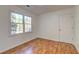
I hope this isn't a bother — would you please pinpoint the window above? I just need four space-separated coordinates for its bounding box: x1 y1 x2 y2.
24 16 32 32
11 12 32 35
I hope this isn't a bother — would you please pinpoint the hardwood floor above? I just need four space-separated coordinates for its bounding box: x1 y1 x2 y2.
2 38 78 54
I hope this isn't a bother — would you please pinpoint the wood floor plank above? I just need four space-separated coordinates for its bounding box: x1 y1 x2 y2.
1 38 78 54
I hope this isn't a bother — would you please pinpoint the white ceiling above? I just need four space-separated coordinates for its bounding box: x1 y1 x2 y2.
17 5 74 15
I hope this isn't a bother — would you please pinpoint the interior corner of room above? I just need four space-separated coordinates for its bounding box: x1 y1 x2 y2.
0 5 79 54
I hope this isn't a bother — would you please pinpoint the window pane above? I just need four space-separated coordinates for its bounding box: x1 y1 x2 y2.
28 17 31 24
11 12 23 35
16 14 23 23
11 12 23 23
24 16 31 24
25 24 28 32
24 16 32 32
25 24 32 32
28 24 31 32
16 24 23 34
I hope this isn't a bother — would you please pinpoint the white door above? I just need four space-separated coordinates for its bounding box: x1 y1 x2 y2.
59 15 73 43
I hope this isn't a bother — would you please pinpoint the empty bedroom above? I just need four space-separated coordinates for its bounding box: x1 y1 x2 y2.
0 5 79 54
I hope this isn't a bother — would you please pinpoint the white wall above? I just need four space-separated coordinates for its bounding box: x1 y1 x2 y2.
36 8 75 43
74 6 79 52
0 6 37 52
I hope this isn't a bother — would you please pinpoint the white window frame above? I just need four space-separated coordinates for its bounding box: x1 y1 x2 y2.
11 12 32 35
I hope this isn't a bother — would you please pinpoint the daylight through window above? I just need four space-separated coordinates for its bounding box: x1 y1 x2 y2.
11 12 32 35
